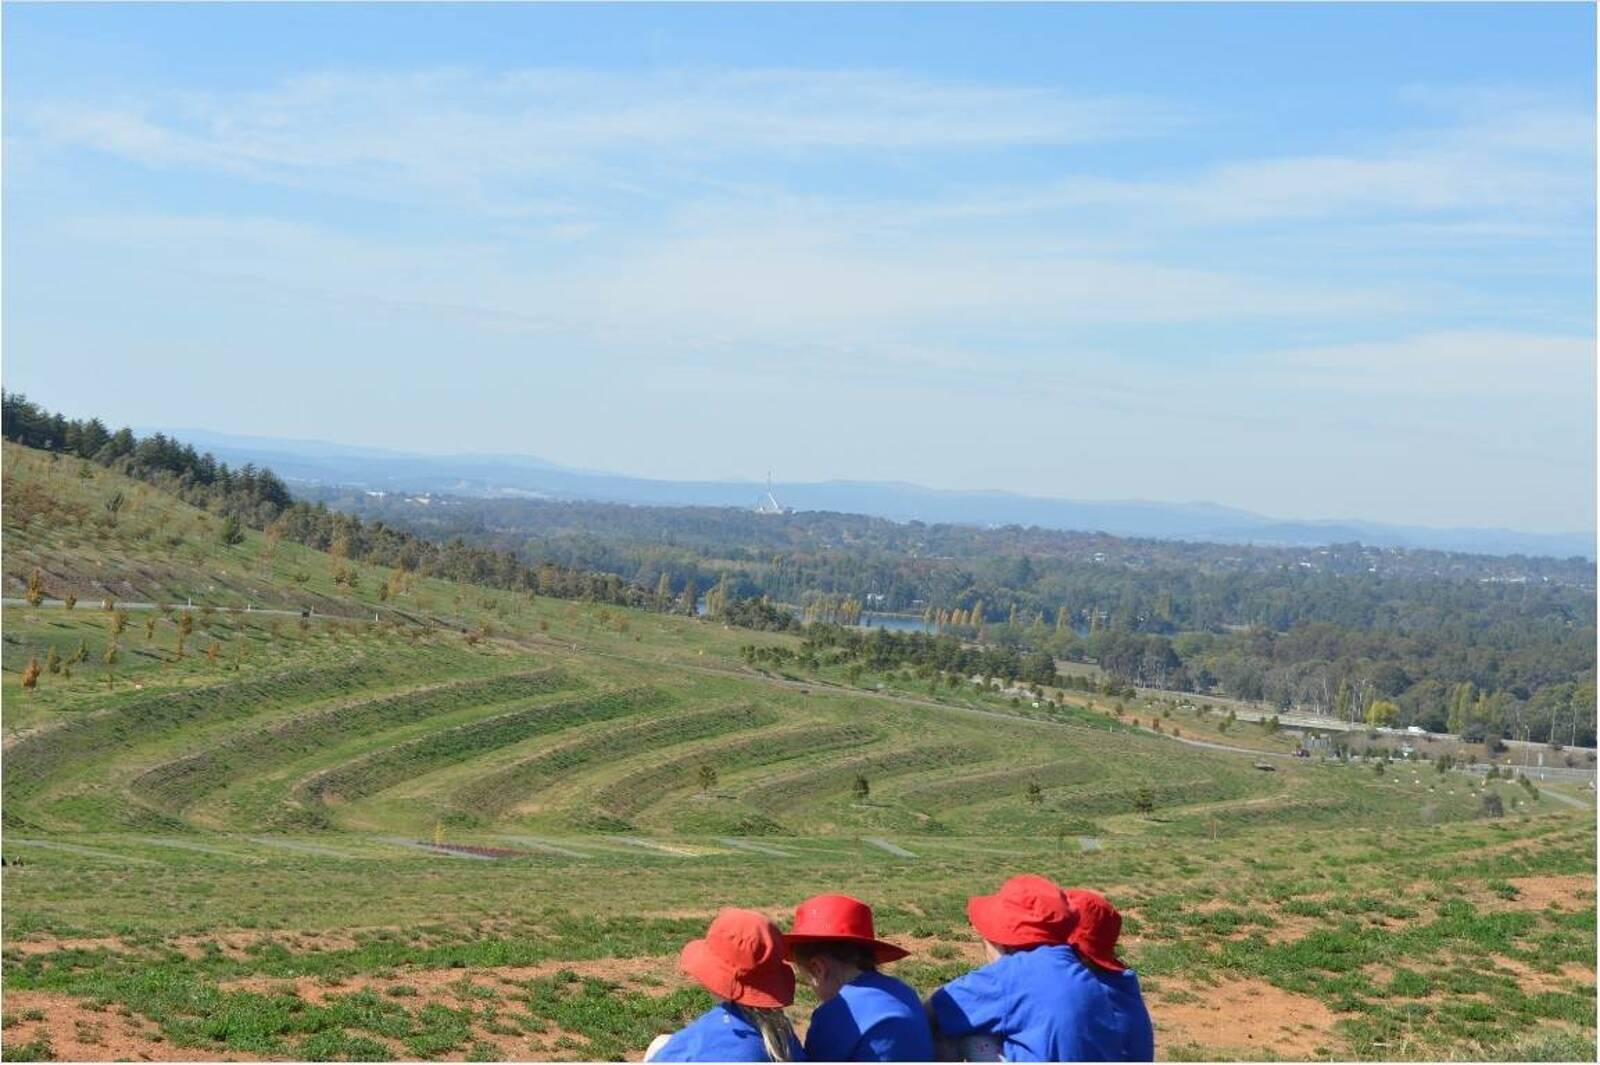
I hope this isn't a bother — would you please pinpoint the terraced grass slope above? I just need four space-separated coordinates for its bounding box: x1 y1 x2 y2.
3 442 1594 1061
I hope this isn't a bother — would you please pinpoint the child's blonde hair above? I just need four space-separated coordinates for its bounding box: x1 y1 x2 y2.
730 1003 798 1062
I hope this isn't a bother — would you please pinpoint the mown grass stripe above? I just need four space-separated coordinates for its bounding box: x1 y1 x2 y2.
4 660 402 796
132 667 573 812
740 741 994 812
895 758 1104 811
592 723 881 820
299 687 673 805
449 702 776 820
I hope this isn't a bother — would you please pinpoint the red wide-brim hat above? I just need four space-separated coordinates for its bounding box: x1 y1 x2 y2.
967 874 1076 948
679 909 796 1009
783 893 911 965
1065 889 1127 972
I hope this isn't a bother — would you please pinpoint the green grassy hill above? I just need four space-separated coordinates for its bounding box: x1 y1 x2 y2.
3 441 1593 1062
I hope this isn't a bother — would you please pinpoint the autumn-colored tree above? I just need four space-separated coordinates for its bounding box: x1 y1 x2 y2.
1365 700 1399 728
206 640 222 662
63 594 77 611
25 568 44 608
144 615 157 640
45 646 61 675
110 610 128 636
103 642 118 689
21 656 41 692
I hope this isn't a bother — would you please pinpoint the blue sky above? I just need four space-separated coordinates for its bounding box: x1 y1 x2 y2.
4 2 1594 533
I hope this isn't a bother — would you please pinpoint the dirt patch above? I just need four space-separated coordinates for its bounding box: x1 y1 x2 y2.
6 927 377 959
218 954 682 1005
1150 977 1341 1059
1504 874 1595 911
1493 956 1598 994
0 990 262 1062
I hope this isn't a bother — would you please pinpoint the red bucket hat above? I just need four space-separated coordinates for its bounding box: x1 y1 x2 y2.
783 894 911 965
967 875 1076 948
1065 889 1127 972
679 908 796 1008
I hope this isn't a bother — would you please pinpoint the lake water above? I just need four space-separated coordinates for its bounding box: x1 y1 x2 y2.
857 612 936 634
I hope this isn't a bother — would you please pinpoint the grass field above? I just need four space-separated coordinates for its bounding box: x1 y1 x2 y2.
3 444 1595 1061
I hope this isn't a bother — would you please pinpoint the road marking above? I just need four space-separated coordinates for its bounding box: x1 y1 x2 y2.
863 837 916 858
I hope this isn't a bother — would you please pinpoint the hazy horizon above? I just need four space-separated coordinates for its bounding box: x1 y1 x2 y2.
4 3 1595 534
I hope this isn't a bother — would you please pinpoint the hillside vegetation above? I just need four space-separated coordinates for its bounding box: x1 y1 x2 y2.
2 439 1594 1062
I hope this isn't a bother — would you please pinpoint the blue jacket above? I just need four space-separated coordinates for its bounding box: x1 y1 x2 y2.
652 1002 807 1062
804 970 935 1061
929 945 1154 1062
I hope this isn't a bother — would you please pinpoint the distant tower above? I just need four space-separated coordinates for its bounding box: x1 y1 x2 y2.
754 471 789 515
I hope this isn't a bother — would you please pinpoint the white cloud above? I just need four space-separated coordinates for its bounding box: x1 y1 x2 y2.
1259 329 1596 401
14 67 1173 212
914 91 1591 229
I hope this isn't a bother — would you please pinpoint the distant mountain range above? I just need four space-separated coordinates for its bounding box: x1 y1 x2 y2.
153 427 1596 560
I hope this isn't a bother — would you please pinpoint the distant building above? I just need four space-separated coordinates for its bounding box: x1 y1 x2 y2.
753 472 789 515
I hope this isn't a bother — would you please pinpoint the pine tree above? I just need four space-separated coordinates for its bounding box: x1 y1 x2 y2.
45 646 61 674
25 567 44 608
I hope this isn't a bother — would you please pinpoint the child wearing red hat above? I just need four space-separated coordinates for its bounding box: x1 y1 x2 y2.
785 894 934 1062
926 876 1154 1062
646 909 806 1062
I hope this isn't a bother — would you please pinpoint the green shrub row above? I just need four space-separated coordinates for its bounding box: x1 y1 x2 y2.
132 667 574 810
895 757 1107 811
594 723 881 819
451 702 777 819
299 687 673 805
741 741 994 812
4 659 405 795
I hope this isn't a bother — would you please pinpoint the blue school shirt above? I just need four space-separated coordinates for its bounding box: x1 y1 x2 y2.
804 970 935 1062
929 945 1154 1062
653 1002 807 1062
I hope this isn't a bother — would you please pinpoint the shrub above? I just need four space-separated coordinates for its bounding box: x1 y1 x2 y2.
1481 792 1504 818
